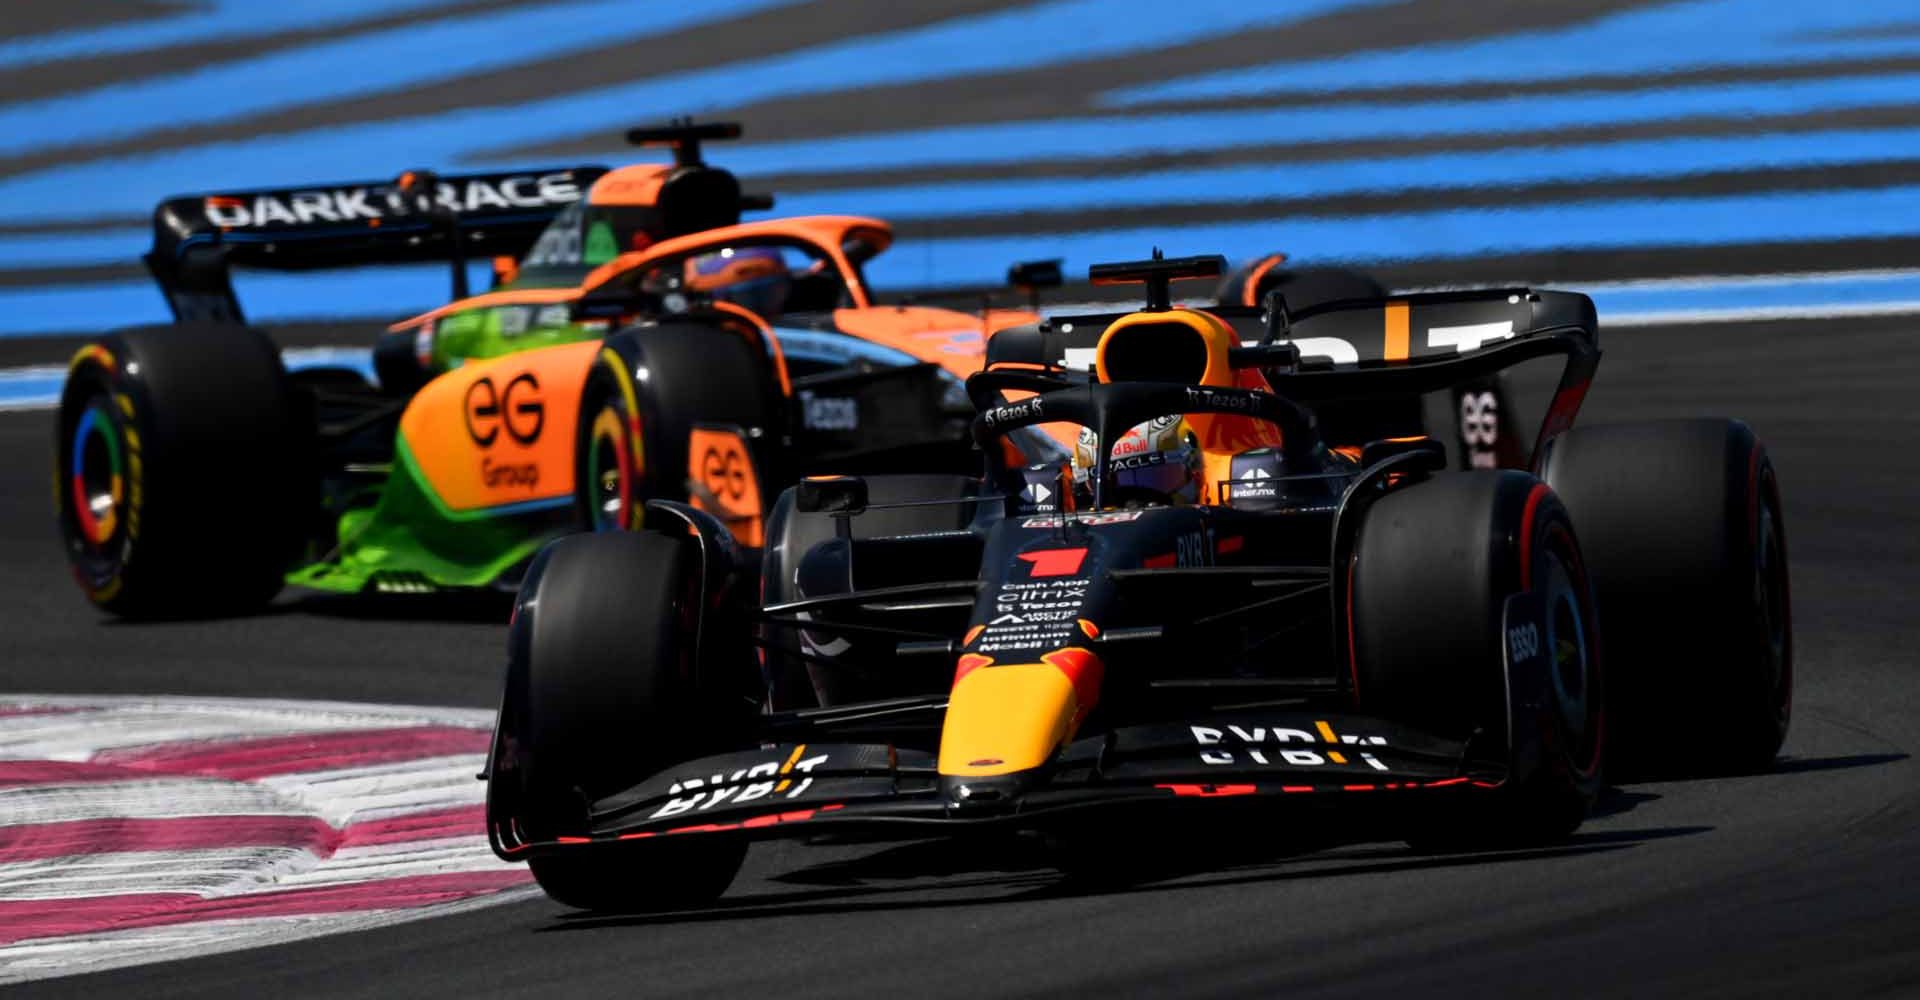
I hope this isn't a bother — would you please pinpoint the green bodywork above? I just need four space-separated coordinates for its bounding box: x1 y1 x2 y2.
289 299 597 595
289 434 579 595
428 301 598 368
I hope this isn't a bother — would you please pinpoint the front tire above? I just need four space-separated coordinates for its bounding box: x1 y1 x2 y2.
506 532 752 911
1350 471 1604 845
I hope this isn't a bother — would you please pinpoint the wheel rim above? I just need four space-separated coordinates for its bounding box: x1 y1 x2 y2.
586 405 635 532
68 397 125 552
1541 546 1602 775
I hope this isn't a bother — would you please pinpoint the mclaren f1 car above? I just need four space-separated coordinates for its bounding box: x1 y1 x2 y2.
486 253 1791 910
54 122 1062 617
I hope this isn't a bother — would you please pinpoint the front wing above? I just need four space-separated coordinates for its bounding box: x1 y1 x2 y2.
491 712 1502 858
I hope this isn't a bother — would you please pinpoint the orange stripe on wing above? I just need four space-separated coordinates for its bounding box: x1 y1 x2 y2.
1384 301 1410 362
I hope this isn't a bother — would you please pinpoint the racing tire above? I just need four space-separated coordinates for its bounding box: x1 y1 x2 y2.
1217 260 1386 312
1350 471 1604 846
1538 419 1790 776
511 532 752 911
1260 266 1387 312
55 324 311 618
760 474 982 708
576 322 782 533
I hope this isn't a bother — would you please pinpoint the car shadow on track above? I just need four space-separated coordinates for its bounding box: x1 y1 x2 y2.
1590 786 1660 819
536 824 1713 932
1767 752 1909 774
1614 752 1909 783
288 591 515 624
91 591 516 626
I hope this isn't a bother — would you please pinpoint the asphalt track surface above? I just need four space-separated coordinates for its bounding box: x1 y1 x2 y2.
6 311 1919 997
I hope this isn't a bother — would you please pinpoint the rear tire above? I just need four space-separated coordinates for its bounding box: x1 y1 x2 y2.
1539 419 1790 775
55 325 311 618
509 532 751 911
1216 260 1386 312
1351 471 1604 846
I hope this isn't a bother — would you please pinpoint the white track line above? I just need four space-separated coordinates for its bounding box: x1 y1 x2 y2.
0 778 302 823
0 695 528 985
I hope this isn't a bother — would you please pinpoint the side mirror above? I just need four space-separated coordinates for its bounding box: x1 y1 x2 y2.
570 280 667 323
1261 288 1293 344
1227 342 1300 372
1007 258 1064 312
1007 258 1063 291
1359 436 1447 471
795 475 869 515
491 255 519 289
842 235 884 266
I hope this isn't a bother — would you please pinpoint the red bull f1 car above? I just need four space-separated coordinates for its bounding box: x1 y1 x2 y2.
485 253 1792 910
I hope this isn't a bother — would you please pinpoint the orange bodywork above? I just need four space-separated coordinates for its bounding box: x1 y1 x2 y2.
708 300 793 397
389 217 1016 334
581 215 893 306
398 340 598 512
388 216 894 333
389 214 1027 387
686 425 765 547
833 306 1008 380
588 163 670 206
1239 252 1286 306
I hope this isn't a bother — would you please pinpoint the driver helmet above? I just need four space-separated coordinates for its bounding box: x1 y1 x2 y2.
685 245 791 317
1072 414 1201 506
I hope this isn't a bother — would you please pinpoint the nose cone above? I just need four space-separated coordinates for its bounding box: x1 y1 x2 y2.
937 649 1103 811
938 663 1079 779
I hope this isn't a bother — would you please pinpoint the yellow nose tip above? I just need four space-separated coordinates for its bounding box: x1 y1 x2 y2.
937 663 1079 777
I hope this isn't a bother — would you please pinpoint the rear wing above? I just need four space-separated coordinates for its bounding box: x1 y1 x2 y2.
991 286 1594 372
1261 289 1600 466
145 166 608 324
985 285 1600 468
1257 287 1597 387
